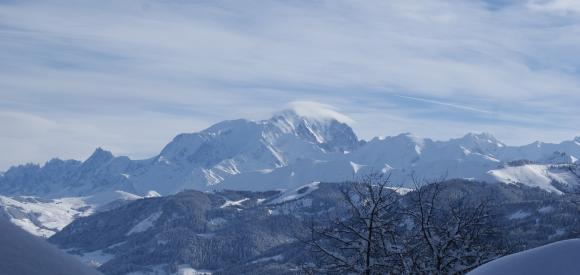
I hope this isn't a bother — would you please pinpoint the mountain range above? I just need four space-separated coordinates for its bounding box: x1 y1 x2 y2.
1 108 579 196
0 107 579 237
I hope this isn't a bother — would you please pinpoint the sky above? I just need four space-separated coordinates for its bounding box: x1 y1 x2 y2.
1 0 580 170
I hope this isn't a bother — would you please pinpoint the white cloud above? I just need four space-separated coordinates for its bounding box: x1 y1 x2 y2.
288 101 355 124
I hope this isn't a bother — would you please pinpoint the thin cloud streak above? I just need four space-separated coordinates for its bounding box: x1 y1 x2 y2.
393 95 494 114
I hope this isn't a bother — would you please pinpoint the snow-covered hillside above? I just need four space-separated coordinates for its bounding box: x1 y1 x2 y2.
48 181 580 275
0 190 143 237
488 164 578 194
469 239 580 275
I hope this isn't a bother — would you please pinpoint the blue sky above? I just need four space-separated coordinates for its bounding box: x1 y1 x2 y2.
1 0 580 170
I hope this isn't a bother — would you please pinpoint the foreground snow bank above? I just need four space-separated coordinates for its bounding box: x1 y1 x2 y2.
469 239 580 275
0 219 101 275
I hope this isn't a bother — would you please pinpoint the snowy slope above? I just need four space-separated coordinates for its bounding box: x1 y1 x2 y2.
0 190 143 237
268 181 321 204
50 181 576 275
488 164 579 194
469 239 580 275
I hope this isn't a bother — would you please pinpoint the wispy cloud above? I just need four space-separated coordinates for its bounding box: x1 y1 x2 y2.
527 0 580 13
288 101 355 124
0 0 579 169
393 95 493 114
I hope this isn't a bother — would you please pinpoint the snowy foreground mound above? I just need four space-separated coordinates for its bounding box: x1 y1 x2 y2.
469 239 580 275
0 219 101 275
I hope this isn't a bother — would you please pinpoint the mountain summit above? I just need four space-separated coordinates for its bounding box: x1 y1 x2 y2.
269 109 361 153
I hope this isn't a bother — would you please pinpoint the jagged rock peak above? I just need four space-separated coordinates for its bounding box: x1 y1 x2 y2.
84 147 114 165
269 106 360 153
462 132 501 142
457 132 505 147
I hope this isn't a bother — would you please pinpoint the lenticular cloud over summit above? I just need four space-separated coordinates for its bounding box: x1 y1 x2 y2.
287 101 355 124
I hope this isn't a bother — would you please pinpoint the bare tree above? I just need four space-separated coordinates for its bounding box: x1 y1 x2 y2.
305 173 403 275
402 179 504 274
306 176 504 274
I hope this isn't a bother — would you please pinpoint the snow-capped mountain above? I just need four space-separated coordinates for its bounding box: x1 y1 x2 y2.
0 108 578 199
